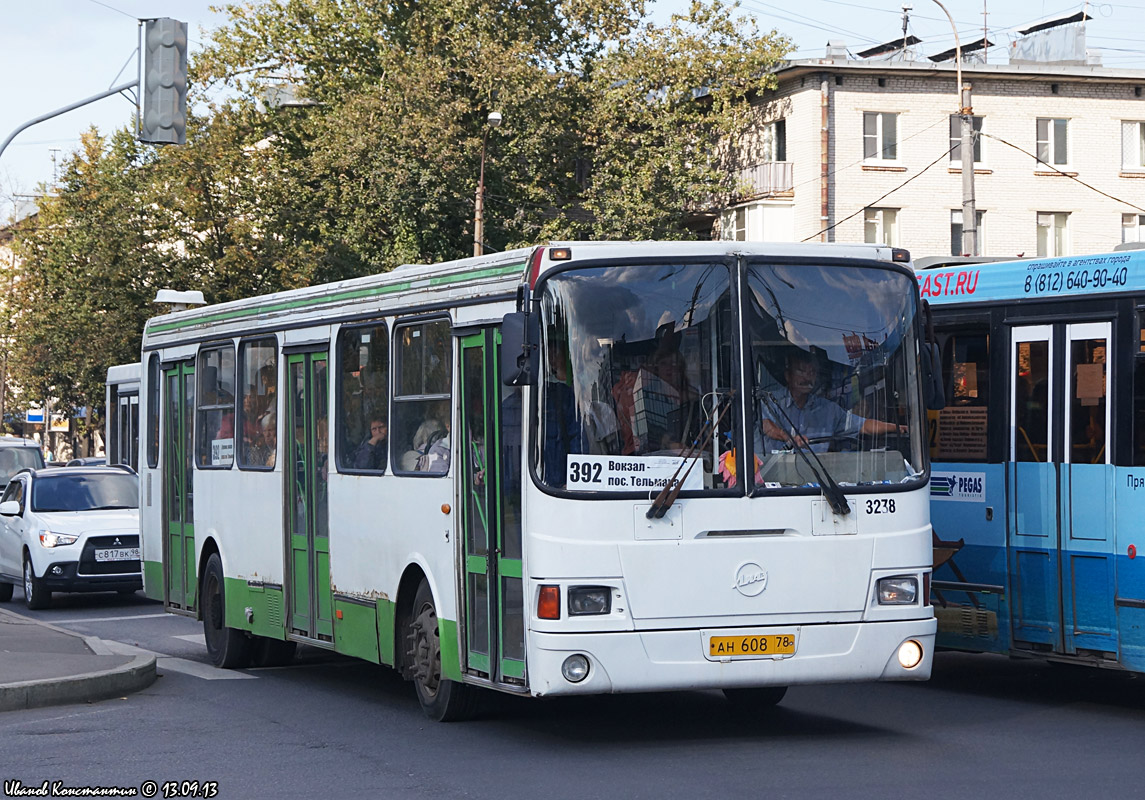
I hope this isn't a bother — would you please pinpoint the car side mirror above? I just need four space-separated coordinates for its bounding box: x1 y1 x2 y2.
501 311 539 386
0 500 21 516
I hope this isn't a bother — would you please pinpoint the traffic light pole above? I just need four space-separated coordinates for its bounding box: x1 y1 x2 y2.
0 80 138 165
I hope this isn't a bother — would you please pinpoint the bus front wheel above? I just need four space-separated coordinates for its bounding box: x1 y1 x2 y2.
201 552 253 669
407 579 477 722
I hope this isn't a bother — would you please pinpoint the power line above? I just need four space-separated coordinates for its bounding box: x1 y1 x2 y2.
981 132 1145 214
801 143 957 242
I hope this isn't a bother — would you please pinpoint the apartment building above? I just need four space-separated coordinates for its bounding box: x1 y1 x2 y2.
720 41 1145 258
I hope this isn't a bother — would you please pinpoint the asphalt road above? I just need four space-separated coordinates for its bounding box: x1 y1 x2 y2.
2 590 1143 800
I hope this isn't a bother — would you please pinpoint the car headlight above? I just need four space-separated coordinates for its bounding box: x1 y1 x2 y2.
568 586 612 616
877 576 919 605
39 531 79 548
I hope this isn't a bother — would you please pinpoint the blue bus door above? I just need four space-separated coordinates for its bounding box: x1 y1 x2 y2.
1009 326 1059 649
1060 322 1116 656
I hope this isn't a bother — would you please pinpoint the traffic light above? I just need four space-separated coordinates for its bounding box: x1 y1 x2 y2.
140 18 188 145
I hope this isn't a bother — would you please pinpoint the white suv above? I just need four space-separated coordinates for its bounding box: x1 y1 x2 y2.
0 466 141 609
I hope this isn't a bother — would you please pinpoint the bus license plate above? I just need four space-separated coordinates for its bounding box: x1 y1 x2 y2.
709 633 797 658
95 547 140 562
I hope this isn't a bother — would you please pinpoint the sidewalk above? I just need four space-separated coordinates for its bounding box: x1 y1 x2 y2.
0 606 157 712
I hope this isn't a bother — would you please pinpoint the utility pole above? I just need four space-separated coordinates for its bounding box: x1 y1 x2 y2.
933 0 977 256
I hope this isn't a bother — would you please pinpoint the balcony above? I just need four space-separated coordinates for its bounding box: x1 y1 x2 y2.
736 161 794 199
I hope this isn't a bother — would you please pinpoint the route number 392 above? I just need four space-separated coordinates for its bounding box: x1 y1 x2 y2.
568 460 603 484
865 498 896 514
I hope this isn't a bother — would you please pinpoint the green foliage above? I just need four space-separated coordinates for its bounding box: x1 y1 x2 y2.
7 0 788 415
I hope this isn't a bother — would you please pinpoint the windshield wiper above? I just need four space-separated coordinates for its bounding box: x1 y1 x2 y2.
756 390 851 516
646 391 733 519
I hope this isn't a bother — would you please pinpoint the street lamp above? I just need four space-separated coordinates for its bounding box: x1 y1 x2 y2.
474 110 502 257
932 0 977 256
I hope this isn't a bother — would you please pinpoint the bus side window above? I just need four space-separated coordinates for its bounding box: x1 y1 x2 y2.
392 319 452 475
336 323 389 474
196 346 236 469
934 326 989 462
238 338 278 470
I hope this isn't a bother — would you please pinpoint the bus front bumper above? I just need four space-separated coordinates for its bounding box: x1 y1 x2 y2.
527 618 937 697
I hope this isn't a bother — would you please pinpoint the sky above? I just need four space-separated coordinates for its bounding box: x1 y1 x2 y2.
3 0 1145 221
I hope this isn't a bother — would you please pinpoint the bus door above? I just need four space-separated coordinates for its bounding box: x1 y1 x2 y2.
458 330 525 683
163 360 196 611
1008 326 1059 649
1060 322 1116 655
285 351 333 642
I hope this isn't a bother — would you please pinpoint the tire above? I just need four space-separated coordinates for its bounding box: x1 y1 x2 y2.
406 579 478 722
201 552 253 668
723 686 788 712
23 555 51 610
250 637 297 668
0 581 12 602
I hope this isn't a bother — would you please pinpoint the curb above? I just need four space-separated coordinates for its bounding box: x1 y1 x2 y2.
0 609 158 712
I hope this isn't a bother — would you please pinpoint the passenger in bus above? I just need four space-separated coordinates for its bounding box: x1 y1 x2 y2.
757 350 907 454
417 411 451 474
352 418 388 470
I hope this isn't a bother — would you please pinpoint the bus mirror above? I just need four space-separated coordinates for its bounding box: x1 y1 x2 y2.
501 312 539 386
922 341 945 411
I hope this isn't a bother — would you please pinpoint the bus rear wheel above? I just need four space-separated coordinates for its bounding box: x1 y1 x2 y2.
407 579 477 722
201 552 253 669
723 686 788 711
251 637 297 668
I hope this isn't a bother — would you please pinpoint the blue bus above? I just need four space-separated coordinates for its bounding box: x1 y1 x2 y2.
921 247 1145 670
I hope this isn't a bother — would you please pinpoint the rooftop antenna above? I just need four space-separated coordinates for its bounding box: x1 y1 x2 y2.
902 4 913 60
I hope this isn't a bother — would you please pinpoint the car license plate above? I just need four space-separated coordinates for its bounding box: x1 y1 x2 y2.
709 633 797 658
95 547 140 562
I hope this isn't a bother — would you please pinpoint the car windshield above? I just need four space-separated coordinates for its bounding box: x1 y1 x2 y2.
31 473 139 513
746 261 925 489
537 261 736 492
0 447 45 483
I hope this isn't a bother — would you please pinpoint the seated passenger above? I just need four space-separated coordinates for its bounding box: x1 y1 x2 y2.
352 418 388 470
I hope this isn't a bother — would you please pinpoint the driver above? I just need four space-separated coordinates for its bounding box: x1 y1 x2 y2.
757 350 906 454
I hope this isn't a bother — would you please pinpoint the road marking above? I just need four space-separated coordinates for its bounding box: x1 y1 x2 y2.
47 612 171 624
173 633 205 644
101 639 257 680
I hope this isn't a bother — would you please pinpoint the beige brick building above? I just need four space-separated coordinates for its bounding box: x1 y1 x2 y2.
719 51 1145 259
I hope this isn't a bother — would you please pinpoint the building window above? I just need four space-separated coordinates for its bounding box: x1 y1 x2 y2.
950 210 985 256
392 319 451 475
864 207 898 245
337 323 389 473
196 345 236 469
761 119 786 162
1122 121 1145 170
949 115 983 163
863 112 898 161
1036 212 1070 257
720 206 747 241
237 338 277 470
1124 214 1145 243
1036 118 1069 167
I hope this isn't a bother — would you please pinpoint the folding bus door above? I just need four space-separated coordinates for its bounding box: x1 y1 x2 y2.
163 360 196 611
285 351 334 642
1008 326 1059 649
458 330 525 684
1060 322 1116 655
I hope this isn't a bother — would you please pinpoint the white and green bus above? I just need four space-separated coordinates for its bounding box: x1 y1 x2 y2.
135 241 937 720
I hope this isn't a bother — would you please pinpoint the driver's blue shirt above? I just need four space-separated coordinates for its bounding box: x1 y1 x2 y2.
757 387 865 454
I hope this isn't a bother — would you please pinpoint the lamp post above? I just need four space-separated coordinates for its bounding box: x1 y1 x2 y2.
474 110 502 257
933 0 977 256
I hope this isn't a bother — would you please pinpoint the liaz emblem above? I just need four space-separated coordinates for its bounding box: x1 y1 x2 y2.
734 562 768 597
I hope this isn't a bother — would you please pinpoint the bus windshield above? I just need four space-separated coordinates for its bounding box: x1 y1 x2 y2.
747 262 925 489
537 262 735 492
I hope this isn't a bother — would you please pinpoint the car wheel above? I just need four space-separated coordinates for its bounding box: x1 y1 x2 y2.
0 581 12 602
23 555 51 610
406 578 478 722
201 552 253 668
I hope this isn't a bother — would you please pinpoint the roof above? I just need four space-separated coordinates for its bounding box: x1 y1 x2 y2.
770 56 1145 85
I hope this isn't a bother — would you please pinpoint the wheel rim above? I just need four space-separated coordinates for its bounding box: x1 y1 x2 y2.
23 560 32 599
411 600 442 699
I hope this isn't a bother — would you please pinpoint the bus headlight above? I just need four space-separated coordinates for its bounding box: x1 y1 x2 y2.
562 654 590 682
877 576 919 605
568 586 611 616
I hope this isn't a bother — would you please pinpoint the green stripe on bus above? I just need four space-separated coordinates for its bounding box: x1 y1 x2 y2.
148 262 527 334
439 617 463 682
142 560 164 602
377 598 396 666
335 600 381 664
